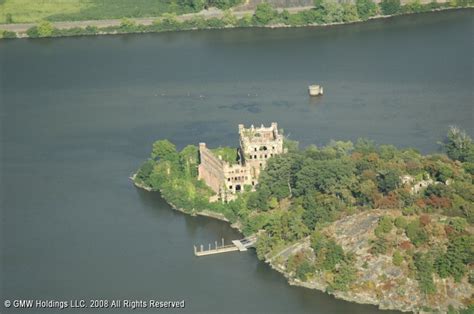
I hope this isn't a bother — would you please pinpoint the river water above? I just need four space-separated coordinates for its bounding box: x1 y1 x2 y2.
1 10 472 314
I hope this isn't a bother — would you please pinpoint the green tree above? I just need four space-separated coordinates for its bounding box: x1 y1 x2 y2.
443 126 474 162
179 145 199 178
254 3 277 25
256 232 273 260
342 3 359 22
376 168 401 193
379 144 399 160
315 0 344 23
327 140 354 156
403 0 423 13
356 0 377 20
354 138 377 154
136 160 155 183
151 139 178 162
248 185 271 211
414 253 436 294
435 235 473 281
380 0 401 15
295 158 355 196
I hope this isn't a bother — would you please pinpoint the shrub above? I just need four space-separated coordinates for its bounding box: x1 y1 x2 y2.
330 261 357 291
37 20 54 37
393 250 403 266
6 13 13 24
371 237 387 255
403 0 423 13
26 26 40 38
296 260 314 281
405 220 428 247
222 9 237 26
394 216 407 229
0 30 17 39
375 216 393 237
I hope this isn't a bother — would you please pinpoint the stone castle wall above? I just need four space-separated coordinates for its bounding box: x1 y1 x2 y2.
198 123 285 201
198 143 225 194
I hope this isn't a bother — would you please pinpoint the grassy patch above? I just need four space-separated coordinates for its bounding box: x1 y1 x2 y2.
0 0 194 23
0 0 89 23
211 146 238 165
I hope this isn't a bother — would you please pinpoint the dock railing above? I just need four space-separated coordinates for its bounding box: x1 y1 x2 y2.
194 236 256 257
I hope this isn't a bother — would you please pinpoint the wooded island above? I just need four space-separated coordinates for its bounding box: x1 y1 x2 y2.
133 125 473 313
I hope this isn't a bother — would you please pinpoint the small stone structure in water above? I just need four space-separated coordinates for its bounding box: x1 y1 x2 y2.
308 84 324 96
198 122 285 202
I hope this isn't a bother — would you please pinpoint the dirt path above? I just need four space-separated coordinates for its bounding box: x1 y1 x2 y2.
0 6 315 33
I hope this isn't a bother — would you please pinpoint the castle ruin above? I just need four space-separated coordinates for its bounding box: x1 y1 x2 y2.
198 122 285 201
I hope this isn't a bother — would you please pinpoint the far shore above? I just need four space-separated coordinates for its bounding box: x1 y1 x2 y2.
1 6 472 40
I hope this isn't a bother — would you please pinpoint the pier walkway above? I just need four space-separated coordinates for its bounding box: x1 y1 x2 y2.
194 235 257 257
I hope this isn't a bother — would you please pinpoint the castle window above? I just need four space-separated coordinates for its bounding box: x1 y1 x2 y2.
229 185 233 190
228 178 230 182
254 155 257 159
249 155 252 159
254 147 257 152
259 163 262 167
252 181 255 185
272 146 275 150
265 155 267 158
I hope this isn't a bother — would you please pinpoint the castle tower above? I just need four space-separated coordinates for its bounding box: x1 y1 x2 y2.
238 122 284 179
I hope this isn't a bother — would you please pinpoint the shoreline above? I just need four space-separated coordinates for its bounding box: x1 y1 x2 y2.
130 174 242 231
1 6 472 40
130 175 407 312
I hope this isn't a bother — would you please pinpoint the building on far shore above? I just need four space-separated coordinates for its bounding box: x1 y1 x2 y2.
198 122 286 202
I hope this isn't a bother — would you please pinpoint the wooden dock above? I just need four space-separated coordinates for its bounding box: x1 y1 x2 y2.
194 237 256 257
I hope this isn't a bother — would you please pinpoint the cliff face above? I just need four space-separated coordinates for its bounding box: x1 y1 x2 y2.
267 210 473 313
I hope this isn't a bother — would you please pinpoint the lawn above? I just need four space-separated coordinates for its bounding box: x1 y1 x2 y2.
0 0 88 23
0 0 194 23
